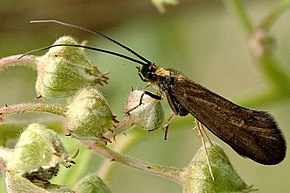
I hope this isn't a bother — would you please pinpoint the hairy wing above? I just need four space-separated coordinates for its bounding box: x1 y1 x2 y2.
169 77 286 165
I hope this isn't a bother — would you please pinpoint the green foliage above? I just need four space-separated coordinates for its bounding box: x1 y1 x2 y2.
0 1 289 193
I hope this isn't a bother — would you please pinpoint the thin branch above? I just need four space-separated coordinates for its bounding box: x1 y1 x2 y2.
81 141 183 184
224 0 254 33
0 55 38 71
0 103 67 118
257 54 290 94
258 0 290 31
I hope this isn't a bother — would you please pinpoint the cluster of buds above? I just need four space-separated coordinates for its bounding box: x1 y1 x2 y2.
0 36 167 192
0 33 249 192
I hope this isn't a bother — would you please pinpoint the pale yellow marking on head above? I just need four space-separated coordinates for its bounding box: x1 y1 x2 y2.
155 67 171 77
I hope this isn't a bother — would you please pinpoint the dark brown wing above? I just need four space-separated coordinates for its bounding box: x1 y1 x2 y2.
168 77 286 165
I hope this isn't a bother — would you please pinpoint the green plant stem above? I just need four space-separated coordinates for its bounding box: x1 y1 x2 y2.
225 0 290 106
82 140 183 184
223 0 254 33
257 54 290 94
0 55 37 71
258 0 290 31
239 91 277 107
97 129 148 181
0 103 67 118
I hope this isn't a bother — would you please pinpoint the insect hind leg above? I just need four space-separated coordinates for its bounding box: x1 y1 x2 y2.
195 120 230 181
196 120 215 181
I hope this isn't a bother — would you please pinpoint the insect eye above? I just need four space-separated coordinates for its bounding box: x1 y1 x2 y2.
165 76 174 84
147 72 156 79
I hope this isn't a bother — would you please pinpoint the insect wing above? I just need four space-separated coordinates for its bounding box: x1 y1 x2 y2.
169 76 286 165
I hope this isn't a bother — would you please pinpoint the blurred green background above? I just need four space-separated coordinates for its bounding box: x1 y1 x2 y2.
0 0 289 192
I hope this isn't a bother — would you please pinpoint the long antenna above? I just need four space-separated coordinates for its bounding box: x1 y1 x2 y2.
30 19 152 65
19 43 148 66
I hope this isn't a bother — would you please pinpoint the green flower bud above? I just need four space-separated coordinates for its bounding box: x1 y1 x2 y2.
7 123 74 181
181 142 251 193
249 30 274 58
74 174 111 193
124 90 164 130
36 36 108 98
5 171 75 193
5 171 51 193
65 87 116 142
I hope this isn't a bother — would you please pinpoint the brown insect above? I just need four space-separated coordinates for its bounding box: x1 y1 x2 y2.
22 20 286 165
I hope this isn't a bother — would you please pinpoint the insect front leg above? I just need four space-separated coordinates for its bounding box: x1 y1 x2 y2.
137 66 149 82
125 91 162 115
143 91 162 100
125 92 146 115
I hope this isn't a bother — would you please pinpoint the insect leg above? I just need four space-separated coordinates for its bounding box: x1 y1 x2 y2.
161 113 176 140
125 92 146 115
196 120 215 181
143 91 162 100
125 91 161 115
137 67 149 82
200 123 229 164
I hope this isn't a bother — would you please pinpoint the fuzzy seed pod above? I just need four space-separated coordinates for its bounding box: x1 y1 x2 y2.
124 90 164 130
74 174 111 193
6 123 74 181
5 171 75 193
181 142 249 192
36 36 108 98
66 86 116 143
